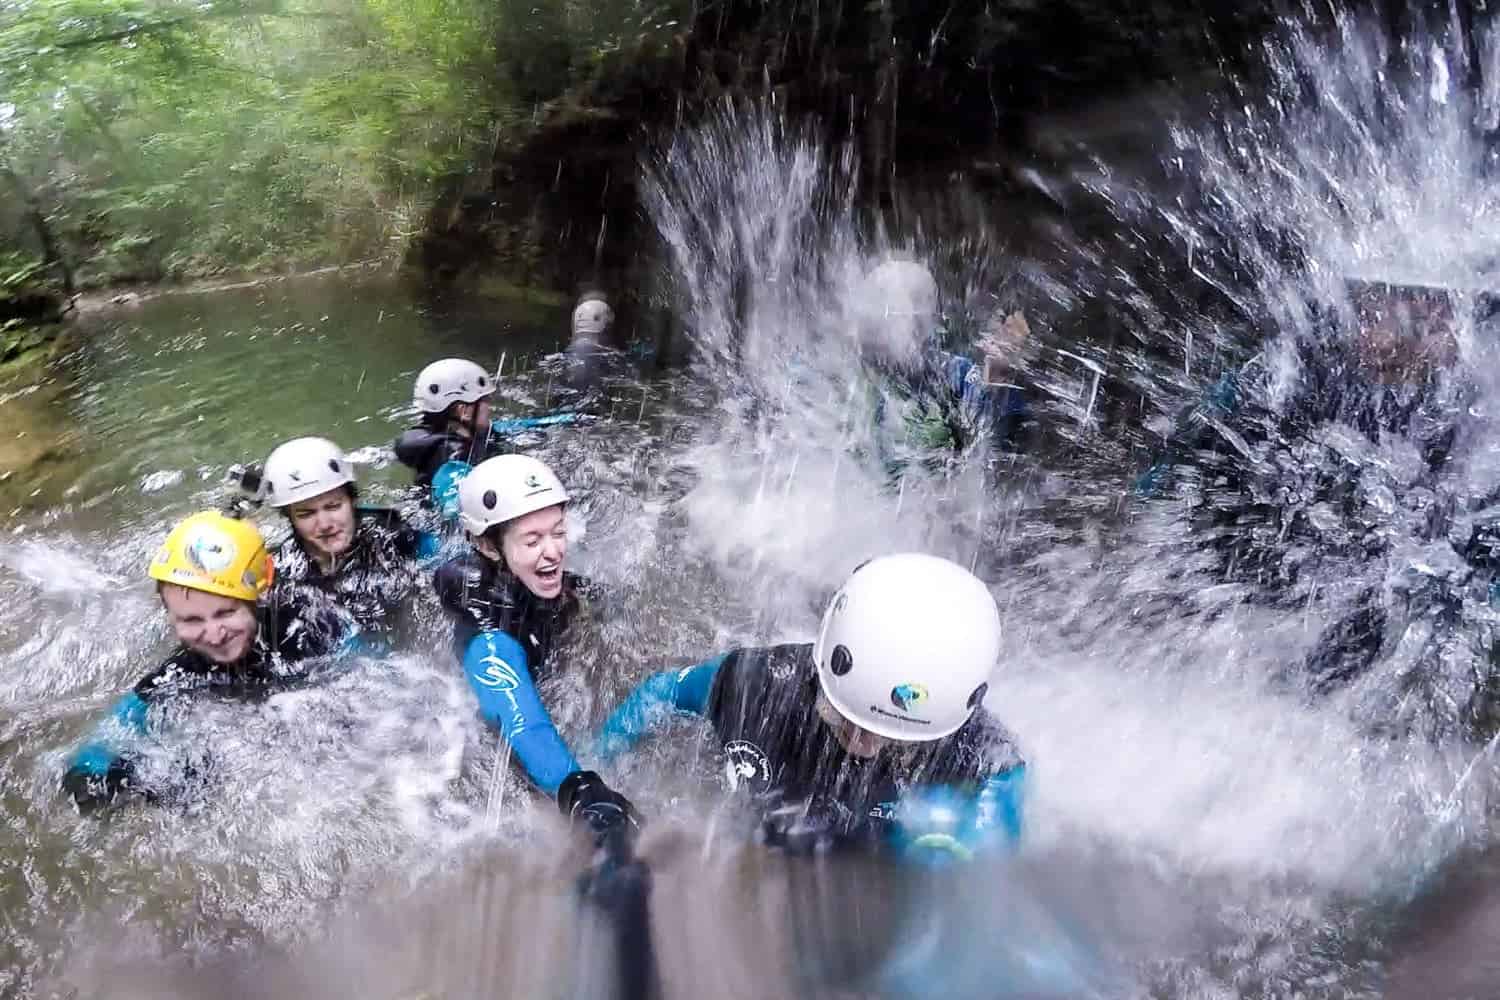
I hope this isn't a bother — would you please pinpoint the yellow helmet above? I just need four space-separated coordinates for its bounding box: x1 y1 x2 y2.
147 511 273 602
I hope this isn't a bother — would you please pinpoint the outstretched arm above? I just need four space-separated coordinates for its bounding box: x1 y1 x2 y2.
491 411 587 435
61 692 151 810
462 629 582 797
594 655 727 762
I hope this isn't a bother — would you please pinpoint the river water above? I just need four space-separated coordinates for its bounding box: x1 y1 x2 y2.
7 9 1500 1000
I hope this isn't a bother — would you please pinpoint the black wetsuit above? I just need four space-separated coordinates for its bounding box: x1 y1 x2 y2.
432 550 590 666
393 427 496 489
61 597 342 809
705 644 1025 852
270 506 432 639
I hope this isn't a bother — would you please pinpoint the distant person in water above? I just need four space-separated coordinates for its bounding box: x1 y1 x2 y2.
394 357 583 515
259 436 439 642
852 257 1035 477
60 512 342 811
593 553 1025 862
433 453 638 843
571 290 615 349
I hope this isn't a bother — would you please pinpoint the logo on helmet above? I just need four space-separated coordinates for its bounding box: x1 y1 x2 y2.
890 683 929 712
184 530 236 574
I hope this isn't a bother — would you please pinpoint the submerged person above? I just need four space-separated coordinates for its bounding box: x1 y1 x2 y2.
60 512 342 811
434 453 637 834
594 553 1025 861
395 357 585 514
260 436 439 642
851 258 1035 477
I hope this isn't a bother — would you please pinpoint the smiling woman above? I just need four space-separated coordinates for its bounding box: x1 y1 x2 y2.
260 435 439 644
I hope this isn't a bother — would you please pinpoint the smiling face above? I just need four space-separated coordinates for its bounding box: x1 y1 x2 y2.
499 504 568 599
160 584 258 665
287 486 356 567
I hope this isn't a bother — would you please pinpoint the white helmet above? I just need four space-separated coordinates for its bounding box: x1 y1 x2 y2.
862 259 939 319
413 358 496 414
853 259 940 366
458 454 569 535
813 553 1001 742
572 294 615 338
262 437 356 508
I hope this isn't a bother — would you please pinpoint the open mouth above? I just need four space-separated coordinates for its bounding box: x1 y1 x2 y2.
534 564 562 587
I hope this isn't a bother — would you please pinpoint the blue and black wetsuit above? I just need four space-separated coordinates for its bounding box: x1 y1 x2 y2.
433 551 596 797
395 414 587 516
596 643 1026 862
61 598 341 810
271 506 440 643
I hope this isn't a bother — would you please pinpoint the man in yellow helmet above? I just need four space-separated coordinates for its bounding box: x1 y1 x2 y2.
60 511 342 811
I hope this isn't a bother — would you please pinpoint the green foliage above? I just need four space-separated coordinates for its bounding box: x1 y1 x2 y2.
0 0 688 292
0 0 498 285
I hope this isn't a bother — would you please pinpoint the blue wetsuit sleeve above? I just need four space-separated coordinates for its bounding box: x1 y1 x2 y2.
461 630 580 797
62 691 151 807
594 655 725 762
414 530 445 567
66 692 149 776
892 763 1027 866
429 460 470 521
491 412 585 436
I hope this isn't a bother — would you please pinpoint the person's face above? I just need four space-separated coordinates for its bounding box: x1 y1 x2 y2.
815 692 892 759
448 397 494 438
160 585 258 664
287 487 356 564
499 505 568 599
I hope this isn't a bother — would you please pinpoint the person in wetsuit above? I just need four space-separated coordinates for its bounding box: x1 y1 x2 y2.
394 357 585 514
260 435 439 644
852 258 1035 476
594 553 1025 861
434 453 637 837
60 512 342 811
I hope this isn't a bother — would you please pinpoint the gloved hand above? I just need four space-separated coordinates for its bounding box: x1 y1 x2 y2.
557 770 641 856
60 761 135 814
758 798 852 855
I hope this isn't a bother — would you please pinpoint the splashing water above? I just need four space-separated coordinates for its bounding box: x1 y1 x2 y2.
9 9 1500 1000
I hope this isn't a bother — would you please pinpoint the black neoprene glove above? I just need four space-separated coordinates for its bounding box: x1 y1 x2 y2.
557 770 641 854
60 760 135 814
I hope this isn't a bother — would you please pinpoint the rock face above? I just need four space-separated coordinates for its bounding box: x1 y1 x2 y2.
409 0 1294 294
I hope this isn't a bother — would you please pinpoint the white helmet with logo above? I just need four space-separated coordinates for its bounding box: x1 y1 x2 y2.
413 358 496 414
813 553 1001 742
262 436 356 508
458 454 569 535
572 293 615 338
